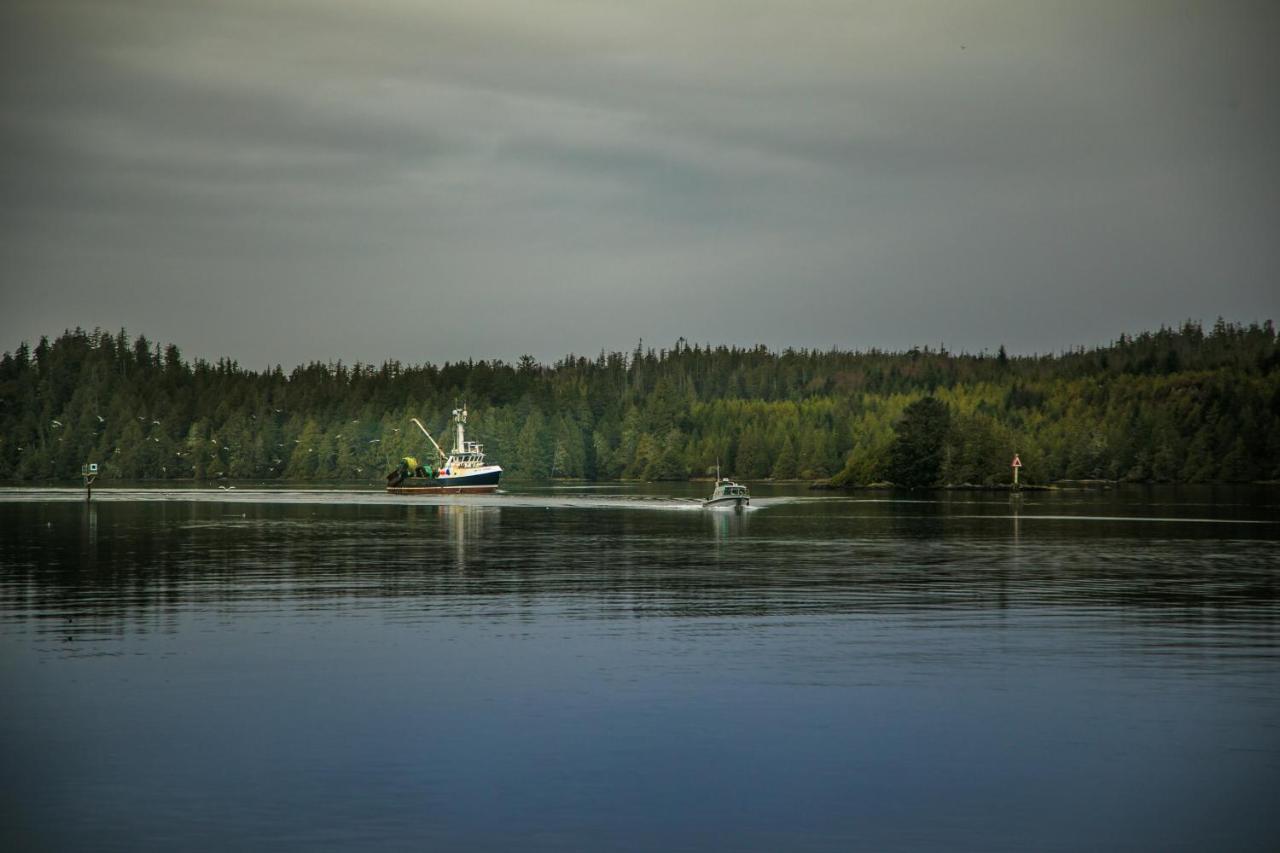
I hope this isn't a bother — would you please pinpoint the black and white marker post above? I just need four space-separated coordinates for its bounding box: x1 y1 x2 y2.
81 462 98 501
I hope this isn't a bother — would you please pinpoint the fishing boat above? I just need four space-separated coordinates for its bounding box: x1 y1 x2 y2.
704 464 749 509
385 408 502 494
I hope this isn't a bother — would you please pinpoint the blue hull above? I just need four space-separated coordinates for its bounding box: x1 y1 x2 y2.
386 468 501 493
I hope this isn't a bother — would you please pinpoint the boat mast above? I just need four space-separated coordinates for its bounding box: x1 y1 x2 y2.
452 407 467 453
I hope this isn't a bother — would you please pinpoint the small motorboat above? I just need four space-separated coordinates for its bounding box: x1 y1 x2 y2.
704 464 749 509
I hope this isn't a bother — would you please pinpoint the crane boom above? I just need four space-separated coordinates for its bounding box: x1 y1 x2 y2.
409 418 448 461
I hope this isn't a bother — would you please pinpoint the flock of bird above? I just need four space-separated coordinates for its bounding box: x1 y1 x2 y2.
26 413 401 480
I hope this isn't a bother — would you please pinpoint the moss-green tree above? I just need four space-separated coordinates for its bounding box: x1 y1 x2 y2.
514 409 551 479
3 324 1277 485
771 436 798 479
886 397 951 488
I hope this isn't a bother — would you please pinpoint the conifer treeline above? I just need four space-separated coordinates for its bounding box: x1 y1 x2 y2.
1 321 1277 485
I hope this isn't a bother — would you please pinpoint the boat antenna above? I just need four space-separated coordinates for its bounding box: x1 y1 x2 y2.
409 417 448 461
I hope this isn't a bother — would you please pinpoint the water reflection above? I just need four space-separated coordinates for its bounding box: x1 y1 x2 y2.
1011 490 1022 544
2 490 1279 852
0 493 1276 635
79 501 98 568
436 503 499 571
707 505 751 543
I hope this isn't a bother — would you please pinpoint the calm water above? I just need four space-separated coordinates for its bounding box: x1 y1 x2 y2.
2 484 1278 852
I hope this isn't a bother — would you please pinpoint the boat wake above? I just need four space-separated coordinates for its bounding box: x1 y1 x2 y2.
0 487 775 512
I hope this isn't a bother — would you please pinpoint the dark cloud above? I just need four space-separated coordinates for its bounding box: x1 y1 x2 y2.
2 0 1278 365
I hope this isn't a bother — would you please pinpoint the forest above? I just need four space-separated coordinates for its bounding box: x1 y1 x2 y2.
1 320 1277 486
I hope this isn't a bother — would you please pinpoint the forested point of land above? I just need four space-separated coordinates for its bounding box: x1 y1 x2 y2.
2 321 1278 486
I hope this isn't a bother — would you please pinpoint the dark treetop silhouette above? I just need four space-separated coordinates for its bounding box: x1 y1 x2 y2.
2 321 1277 486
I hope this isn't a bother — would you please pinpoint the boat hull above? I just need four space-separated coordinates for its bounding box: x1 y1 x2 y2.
703 497 749 509
386 467 501 494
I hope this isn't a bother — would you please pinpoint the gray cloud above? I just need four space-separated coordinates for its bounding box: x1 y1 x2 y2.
2 0 1278 365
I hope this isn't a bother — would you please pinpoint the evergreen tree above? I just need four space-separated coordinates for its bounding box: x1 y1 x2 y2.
885 397 951 488
645 429 688 480
733 427 768 479
771 436 798 479
514 409 551 479
1219 437 1251 482
1 324 1276 485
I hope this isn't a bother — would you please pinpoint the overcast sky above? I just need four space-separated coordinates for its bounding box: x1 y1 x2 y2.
2 1 1277 367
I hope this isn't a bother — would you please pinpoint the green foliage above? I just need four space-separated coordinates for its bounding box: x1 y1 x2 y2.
513 409 551 479
771 436 798 480
1 322 1278 484
886 397 951 488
